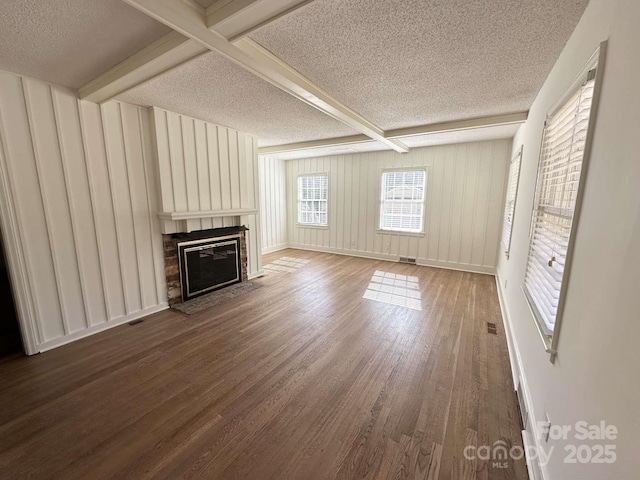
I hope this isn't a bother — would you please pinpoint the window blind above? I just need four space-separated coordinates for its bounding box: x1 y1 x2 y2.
379 170 426 233
501 146 523 256
297 174 328 226
524 73 596 334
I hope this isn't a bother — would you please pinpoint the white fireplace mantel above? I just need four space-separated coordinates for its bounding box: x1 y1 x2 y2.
158 209 258 221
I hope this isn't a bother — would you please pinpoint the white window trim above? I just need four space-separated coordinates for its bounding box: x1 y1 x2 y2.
377 167 428 235
522 41 607 363
501 145 523 258
296 172 329 228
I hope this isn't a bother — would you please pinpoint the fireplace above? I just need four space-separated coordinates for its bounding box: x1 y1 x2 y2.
178 235 242 300
163 226 248 306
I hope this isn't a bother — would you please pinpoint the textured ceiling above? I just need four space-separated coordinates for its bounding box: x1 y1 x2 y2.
250 0 589 131
118 51 360 146
0 0 170 88
269 124 520 160
0 0 588 149
194 0 219 8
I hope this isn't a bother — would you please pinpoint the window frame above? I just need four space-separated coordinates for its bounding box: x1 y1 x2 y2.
296 173 329 228
377 167 428 235
522 41 607 363
501 145 523 258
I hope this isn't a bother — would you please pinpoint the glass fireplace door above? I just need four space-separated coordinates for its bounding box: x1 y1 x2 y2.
179 238 241 300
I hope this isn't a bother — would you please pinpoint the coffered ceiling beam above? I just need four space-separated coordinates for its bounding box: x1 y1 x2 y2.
257 112 528 155
122 0 410 153
387 112 528 138
79 0 311 103
259 135 371 155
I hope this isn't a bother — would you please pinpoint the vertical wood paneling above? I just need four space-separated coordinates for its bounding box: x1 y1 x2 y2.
181 116 199 213
120 103 159 310
206 124 222 211
53 88 107 326
0 73 62 342
0 72 168 352
228 131 240 209
23 78 86 334
258 156 287 253
152 109 259 225
167 111 187 213
244 135 256 210
139 107 166 306
152 109 174 213
147 108 260 276
217 127 232 210
80 102 126 319
281 140 511 273
102 102 141 314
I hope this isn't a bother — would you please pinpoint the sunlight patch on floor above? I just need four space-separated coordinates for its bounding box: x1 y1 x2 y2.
363 270 422 310
263 256 310 274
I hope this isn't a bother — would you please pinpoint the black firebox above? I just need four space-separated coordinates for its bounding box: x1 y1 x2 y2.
177 234 242 301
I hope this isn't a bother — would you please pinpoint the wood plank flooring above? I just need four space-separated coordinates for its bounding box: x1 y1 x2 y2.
0 250 527 479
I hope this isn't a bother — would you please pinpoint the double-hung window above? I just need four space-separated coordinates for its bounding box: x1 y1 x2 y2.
501 146 523 257
523 44 604 360
379 169 427 233
297 174 328 226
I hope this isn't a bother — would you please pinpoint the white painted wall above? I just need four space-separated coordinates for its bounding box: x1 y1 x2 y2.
495 1 640 479
282 141 511 273
0 72 167 352
151 107 260 234
258 156 287 253
150 107 262 277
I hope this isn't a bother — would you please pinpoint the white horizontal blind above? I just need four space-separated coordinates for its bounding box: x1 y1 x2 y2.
524 73 596 334
501 147 523 256
379 170 426 233
297 174 328 226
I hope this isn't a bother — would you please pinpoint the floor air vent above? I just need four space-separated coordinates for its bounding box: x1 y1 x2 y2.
398 257 416 264
487 322 497 335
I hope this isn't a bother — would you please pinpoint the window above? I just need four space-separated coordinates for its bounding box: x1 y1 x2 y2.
379 169 426 233
501 146 523 257
297 174 328 226
523 45 604 358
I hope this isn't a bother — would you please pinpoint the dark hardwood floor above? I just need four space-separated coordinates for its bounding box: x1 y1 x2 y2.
0 250 527 479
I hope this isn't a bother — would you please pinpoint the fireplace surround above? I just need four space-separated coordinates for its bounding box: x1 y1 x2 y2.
163 226 249 306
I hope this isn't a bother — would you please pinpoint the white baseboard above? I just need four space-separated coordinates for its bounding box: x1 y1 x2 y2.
261 243 290 254
287 243 398 262
495 274 547 480
37 303 169 353
417 258 495 275
287 243 495 275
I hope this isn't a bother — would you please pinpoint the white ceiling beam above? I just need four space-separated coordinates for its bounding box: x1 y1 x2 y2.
386 112 528 138
122 0 410 153
257 112 528 155
259 135 371 155
79 0 310 103
206 0 314 41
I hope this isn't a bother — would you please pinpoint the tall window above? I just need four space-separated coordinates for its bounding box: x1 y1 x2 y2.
501 146 523 257
297 174 328 226
524 46 603 354
379 169 426 233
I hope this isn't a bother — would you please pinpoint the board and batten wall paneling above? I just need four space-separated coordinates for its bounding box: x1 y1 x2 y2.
258 156 287 253
151 107 260 233
0 71 167 353
150 107 262 277
284 140 511 273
